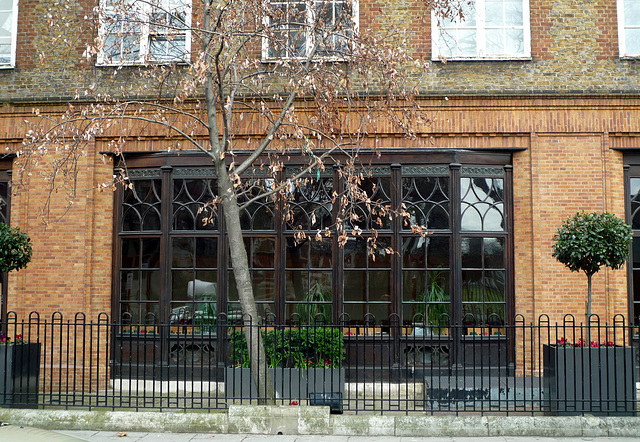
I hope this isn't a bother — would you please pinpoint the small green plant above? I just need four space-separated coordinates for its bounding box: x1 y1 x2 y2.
416 270 449 332
229 326 345 369
0 222 32 273
295 281 332 324
194 296 217 333
552 211 632 316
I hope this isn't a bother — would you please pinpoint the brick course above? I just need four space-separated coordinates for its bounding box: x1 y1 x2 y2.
1 0 639 325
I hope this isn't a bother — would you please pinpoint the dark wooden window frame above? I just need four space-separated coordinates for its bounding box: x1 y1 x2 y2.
0 159 11 326
622 152 640 323
112 149 515 328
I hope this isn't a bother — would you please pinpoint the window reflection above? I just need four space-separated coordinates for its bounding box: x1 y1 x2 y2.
461 177 504 231
116 163 511 330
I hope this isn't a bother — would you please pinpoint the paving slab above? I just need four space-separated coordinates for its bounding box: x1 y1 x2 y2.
0 424 88 441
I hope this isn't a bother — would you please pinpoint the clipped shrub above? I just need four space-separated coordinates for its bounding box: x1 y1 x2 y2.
0 223 32 273
229 326 345 368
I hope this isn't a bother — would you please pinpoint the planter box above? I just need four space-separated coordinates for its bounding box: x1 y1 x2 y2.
0 342 41 408
543 344 636 416
225 367 344 410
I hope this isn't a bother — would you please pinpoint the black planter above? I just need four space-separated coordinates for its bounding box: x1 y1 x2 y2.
543 344 636 416
225 367 344 412
0 342 41 408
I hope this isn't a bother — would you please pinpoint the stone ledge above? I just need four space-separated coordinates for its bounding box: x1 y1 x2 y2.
1 408 639 437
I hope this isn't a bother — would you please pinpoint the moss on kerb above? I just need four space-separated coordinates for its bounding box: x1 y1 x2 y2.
1 408 640 436
0 409 228 433
332 414 395 436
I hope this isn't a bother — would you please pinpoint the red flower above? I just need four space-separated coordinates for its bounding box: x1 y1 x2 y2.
557 337 569 346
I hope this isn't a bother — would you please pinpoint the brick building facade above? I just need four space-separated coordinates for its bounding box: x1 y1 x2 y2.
1 0 639 338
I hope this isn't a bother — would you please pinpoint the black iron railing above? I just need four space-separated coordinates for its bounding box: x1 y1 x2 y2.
0 312 638 415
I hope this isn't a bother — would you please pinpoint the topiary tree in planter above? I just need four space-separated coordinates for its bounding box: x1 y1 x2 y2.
0 222 32 324
0 222 36 408
0 222 32 274
552 211 632 317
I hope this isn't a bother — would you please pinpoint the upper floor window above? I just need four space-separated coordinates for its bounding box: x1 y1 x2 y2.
263 0 358 60
432 0 530 60
0 0 18 68
618 0 640 57
98 0 191 66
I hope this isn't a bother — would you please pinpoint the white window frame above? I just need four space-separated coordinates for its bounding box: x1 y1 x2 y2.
431 0 531 61
618 0 640 58
97 0 192 66
0 0 19 69
262 0 359 61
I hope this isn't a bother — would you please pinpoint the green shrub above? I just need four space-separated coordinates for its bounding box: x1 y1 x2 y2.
552 211 632 316
229 327 345 368
0 223 32 273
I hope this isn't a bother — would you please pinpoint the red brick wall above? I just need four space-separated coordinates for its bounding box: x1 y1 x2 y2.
2 95 637 325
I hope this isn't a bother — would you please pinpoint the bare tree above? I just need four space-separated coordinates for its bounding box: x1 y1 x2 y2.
13 0 461 401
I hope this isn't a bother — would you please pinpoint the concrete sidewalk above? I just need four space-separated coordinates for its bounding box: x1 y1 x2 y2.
50 432 640 442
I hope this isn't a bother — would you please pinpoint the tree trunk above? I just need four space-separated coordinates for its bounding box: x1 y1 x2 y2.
214 159 275 403
586 273 593 318
201 4 273 400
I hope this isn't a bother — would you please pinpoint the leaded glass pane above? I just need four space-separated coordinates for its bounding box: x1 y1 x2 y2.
461 177 505 231
286 177 334 230
239 180 275 231
173 178 218 231
346 176 392 230
0 181 9 224
631 178 640 229
402 176 450 230
122 179 162 232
